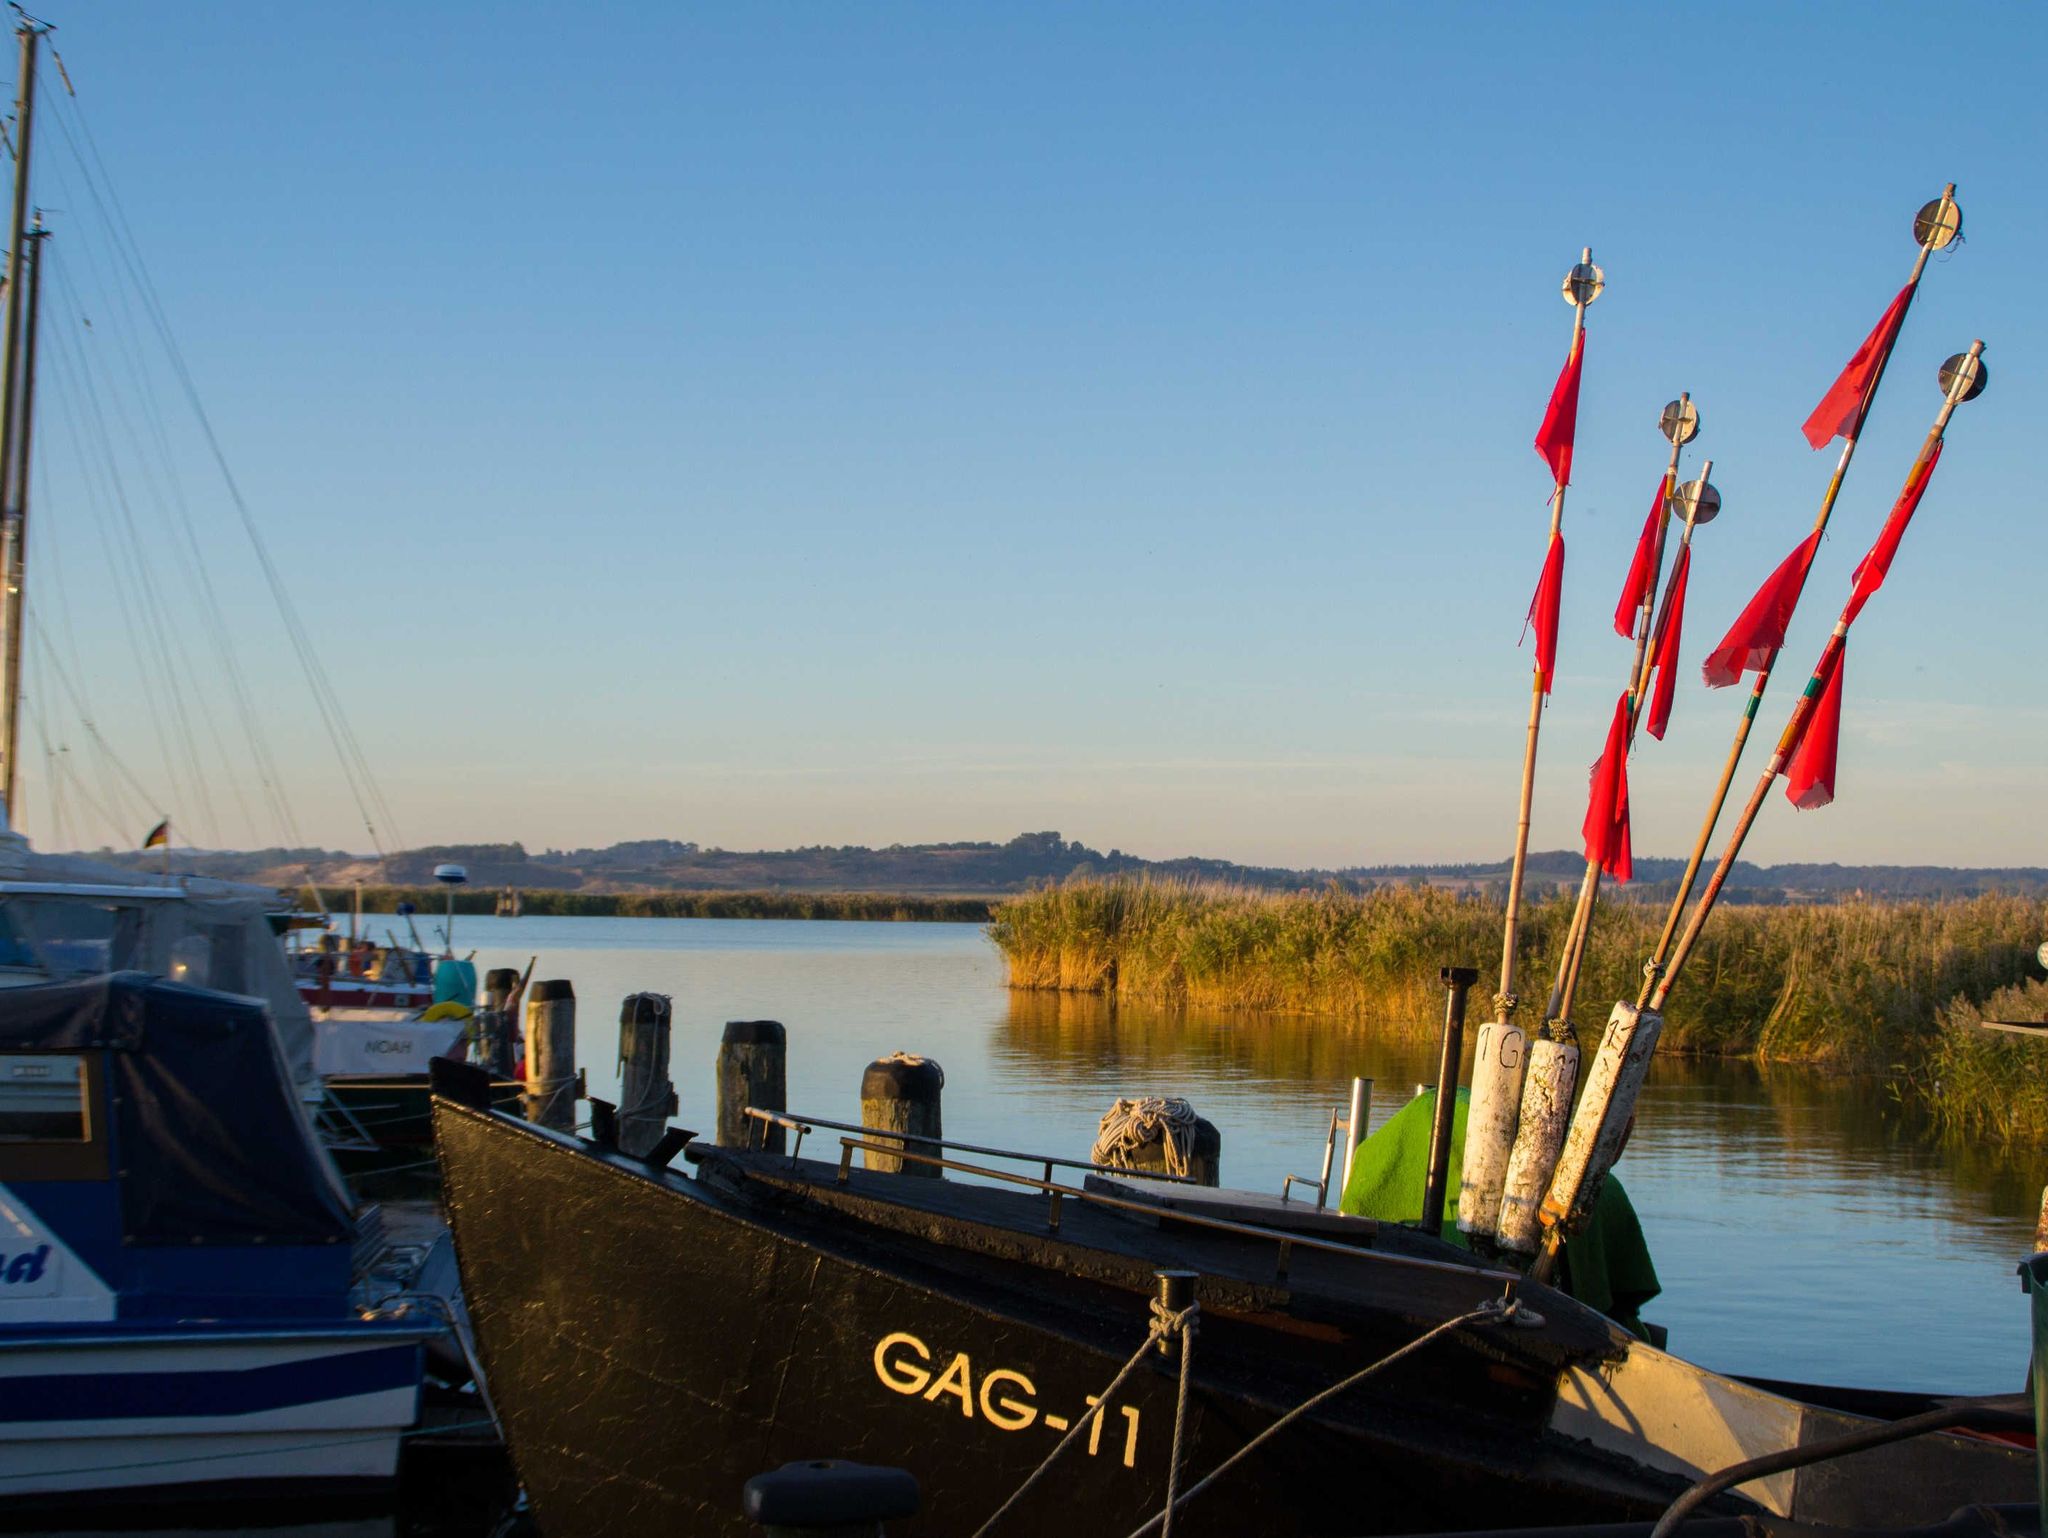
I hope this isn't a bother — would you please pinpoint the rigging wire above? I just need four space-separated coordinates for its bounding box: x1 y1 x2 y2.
41 79 404 855
36 311 216 840
38 222 302 847
34 273 230 842
28 607 158 827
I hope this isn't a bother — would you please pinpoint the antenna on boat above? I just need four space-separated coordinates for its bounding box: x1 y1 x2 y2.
1457 250 1600 1247
434 863 467 957
0 18 43 825
1635 187 1961 1012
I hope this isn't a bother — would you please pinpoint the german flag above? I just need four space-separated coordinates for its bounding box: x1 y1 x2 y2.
142 819 169 850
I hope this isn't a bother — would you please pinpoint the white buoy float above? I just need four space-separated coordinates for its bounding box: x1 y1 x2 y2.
1536 1001 1663 1264
1493 1028 1580 1254
1456 1019 1525 1238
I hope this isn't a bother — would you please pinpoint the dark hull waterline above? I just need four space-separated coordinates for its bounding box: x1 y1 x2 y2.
428 1090 2031 1538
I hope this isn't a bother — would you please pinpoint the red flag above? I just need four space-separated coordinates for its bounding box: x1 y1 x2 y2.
1785 645 1846 810
1701 530 1822 688
1613 478 1666 638
1522 529 1565 695
1582 692 1633 881
1534 332 1584 486
1644 545 1690 741
1802 285 1912 449
1845 439 1943 625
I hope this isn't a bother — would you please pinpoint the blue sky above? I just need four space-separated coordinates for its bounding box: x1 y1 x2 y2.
17 3 2047 867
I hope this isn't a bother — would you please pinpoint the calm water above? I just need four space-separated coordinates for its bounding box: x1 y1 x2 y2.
430 911 2037 1393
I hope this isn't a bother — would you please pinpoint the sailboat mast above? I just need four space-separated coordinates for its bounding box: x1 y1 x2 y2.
0 21 39 824
3 214 45 824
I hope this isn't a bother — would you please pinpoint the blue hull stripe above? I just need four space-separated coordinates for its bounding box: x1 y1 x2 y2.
0 1343 419 1423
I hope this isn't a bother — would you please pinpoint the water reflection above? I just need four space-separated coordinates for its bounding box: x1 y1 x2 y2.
450 914 2038 1392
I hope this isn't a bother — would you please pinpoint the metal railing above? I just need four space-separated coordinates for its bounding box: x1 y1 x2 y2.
742 1106 1199 1188
819 1134 1520 1289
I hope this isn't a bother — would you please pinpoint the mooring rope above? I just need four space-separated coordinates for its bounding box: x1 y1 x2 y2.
1091 1097 1197 1178
971 1300 1199 1538
1121 1299 1510 1538
1160 1298 1198 1538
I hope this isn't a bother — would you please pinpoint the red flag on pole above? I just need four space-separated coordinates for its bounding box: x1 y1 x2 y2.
1785 645 1846 809
1582 692 1633 881
1613 478 1666 638
1701 530 1822 688
1802 285 1913 449
1534 332 1584 486
1845 439 1943 625
1643 545 1691 741
1522 529 1565 695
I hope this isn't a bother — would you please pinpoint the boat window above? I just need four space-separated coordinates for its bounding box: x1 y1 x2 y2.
0 1055 88 1142
0 900 144 976
0 908 35 970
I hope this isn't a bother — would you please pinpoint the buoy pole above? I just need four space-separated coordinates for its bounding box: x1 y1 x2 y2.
1540 408 1701 1035
1652 346 1984 1013
1462 251 1602 1248
1636 188 1960 1011
1554 461 1718 1028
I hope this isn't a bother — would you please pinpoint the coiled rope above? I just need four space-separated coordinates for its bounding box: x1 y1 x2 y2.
1092 1097 1198 1178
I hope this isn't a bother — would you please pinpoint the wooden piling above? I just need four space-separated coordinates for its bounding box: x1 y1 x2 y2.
618 993 677 1158
716 1020 786 1151
859 1054 945 1177
479 966 522 1077
523 979 577 1131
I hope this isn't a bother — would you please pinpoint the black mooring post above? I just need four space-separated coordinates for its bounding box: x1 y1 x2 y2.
1420 966 1480 1235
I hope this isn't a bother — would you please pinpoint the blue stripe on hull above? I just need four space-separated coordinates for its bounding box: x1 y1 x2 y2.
0 1342 420 1422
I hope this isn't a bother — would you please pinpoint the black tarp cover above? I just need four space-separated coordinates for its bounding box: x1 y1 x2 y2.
0 972 353 1246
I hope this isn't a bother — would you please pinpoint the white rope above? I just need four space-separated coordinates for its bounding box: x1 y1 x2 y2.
1091 1097 1197 1178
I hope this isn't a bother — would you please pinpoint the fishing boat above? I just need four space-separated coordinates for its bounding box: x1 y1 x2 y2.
428 1063 2030 1538
425 185 2032 1535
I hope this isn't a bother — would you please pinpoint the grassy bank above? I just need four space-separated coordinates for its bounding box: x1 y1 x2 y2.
1915 980 2048 1145
987 879 2047 1131
333 887 993 922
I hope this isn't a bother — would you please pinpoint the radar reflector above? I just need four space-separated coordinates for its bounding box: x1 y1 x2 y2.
1914 192 1962 251
1562 255 1604 308
1675 478 1720 526
1939 350 1987 403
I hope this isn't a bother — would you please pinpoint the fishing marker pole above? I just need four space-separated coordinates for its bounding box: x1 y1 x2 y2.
1652 343 1986 1012
1554 467 1720 1028
1496 249 1602 1026
1636 187 1961 1010
1540 402 1700 1035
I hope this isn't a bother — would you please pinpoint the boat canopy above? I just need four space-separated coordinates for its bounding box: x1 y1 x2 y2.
0 830 319 1095
0 971 352 1248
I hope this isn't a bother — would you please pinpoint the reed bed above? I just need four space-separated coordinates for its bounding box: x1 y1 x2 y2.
1914 980 2048 1145
987 878 2045 1076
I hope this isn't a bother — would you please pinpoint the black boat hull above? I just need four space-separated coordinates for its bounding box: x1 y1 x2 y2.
434 1094 2020 1538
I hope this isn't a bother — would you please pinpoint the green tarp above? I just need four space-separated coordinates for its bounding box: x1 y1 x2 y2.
1339 1086 1660 1337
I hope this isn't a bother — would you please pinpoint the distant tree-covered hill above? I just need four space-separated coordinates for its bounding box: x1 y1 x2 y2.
70 831 2048 905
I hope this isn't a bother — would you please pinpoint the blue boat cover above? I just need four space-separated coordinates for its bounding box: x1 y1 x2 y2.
0 972 353 1247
